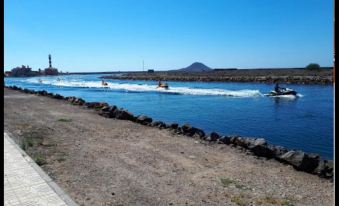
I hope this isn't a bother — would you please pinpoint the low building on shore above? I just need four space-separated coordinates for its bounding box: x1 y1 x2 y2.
11 65 34 77
44 67 59 75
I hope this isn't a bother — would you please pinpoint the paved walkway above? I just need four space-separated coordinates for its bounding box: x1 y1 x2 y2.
4 133 77 206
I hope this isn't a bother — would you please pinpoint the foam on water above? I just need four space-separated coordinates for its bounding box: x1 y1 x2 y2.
25 79 263 97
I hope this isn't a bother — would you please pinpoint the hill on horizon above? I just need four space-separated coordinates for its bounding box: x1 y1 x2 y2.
176 62 212 72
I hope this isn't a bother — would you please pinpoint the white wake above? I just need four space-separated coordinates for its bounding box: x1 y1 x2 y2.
25 79 264 97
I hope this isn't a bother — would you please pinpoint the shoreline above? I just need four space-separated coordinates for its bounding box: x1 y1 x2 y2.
4 85 333 180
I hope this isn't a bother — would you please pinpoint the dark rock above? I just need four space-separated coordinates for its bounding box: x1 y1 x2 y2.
115 109 135 121
136 115 153 125
268 145 289 160
217 136 231 144
207 132 220 141
314 160 333 179
181 124 192 134
53 94 64 100
101 106 111 112
37 90 48 96
280 151 320 172
74 98 85 105
247 138 274 158
66 96 76 102
228 135 240 144
181 124 205 138
191 127 205 138
46 92 54 97
233 137 255 148
169 123 178 130
151 121 167 128
85 102 109 109
175 127 183 134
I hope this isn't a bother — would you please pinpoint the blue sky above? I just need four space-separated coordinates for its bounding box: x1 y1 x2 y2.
4 0 334 72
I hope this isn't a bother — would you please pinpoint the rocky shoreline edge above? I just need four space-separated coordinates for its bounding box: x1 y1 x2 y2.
5 85 333 180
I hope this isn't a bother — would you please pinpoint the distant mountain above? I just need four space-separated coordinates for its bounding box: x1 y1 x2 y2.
177 62 212 72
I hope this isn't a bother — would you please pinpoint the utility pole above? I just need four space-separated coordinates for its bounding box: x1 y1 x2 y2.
142 60 144 72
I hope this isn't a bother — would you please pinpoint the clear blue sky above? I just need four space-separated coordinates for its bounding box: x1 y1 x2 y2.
4 0 334 72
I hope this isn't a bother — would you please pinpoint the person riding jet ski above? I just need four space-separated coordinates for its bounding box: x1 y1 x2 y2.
275 83 284 93
268 82 297 96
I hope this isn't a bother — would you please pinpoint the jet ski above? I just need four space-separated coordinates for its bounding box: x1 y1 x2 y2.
266 88 297 97
156 81 169 89
101 80 108 86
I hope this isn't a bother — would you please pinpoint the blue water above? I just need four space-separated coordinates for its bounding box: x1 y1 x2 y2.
5 74 334 160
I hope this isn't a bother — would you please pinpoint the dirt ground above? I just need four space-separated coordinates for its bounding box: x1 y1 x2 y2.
4 88 334 206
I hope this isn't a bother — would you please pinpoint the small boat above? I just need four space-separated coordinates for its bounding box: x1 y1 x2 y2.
157 81 169 89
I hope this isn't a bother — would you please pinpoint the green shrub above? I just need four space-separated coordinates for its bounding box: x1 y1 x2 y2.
305 63 320 71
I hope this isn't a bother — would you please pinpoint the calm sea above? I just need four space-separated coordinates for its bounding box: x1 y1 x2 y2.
5 74 334 160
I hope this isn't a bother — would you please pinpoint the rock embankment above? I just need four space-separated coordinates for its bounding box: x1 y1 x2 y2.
5 85 334 180
101 69 333 84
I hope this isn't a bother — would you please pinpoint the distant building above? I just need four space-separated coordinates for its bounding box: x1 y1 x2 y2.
44 68 59 75
44 54 59 75
11 65 33 77
148 69 154 73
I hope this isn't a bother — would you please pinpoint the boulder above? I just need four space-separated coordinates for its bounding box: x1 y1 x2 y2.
99 106 117 118
136 115 153 125
101 106 111 112
85 102 109 109
114 109 135 121
37 90 48 96
268 145 289 160
217 136 231 144
191 127 205 138
280 151 320 172
314 160 333 179
181 124 192 134
53 94 64 100
46 92 54 97
247 138 274 158
206 132 220 141
175 127 183 134
169 123 178 130
151 121 167 129
74 98 85 105
228 135 240 144
181 124 205 138
66 96 76 102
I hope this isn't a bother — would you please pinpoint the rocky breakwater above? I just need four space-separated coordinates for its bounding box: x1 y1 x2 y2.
101 69 333 85
5 85 334 180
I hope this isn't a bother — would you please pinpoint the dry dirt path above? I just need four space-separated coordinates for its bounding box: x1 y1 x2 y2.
4 88 333 206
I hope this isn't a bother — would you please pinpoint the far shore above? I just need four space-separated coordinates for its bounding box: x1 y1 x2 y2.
101 68 333 84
